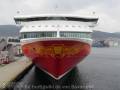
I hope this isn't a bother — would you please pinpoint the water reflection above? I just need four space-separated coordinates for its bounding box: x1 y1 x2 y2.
33 66 89 90
13 66 91 90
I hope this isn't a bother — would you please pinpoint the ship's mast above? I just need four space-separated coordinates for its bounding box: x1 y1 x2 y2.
55 4 58 10
54 3 59 13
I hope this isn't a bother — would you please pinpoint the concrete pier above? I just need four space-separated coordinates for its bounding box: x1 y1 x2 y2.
0 57 32 89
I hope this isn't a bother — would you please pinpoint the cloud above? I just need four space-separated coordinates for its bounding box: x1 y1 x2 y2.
74 4 120 32
0 0 120 32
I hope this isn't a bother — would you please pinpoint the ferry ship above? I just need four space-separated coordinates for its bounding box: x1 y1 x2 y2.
14 13 98 79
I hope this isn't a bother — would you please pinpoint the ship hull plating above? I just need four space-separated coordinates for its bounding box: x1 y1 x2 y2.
22 39 90 79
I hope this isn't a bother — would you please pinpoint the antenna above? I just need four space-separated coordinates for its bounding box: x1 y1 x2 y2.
17 11 20 14
55 4 58 9
92 11 96 15
54 4 59 11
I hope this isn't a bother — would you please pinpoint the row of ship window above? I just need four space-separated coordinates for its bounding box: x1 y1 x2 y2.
21 32 91 39
27 25 82 27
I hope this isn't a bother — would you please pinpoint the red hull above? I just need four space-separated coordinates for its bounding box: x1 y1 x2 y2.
22 40 90 79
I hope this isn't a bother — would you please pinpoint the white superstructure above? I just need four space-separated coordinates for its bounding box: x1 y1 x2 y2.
14 14 98 46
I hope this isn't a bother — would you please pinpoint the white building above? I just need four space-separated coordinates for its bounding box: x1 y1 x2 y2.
104 38 120 47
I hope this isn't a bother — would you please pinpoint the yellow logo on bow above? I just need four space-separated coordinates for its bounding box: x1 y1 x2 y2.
53 46 63 55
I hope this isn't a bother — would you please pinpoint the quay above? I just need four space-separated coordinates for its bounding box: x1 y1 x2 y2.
0 57 32 89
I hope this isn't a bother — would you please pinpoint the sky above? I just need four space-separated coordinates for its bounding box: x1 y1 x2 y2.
0 0 120 32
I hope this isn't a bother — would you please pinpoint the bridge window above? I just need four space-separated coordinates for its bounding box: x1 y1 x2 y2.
46 17 67 20
15 17 98 22
60 32 91 38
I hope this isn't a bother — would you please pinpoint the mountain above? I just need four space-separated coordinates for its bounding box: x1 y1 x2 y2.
92 30 120 40
0 25 21 37
0 25 120 39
